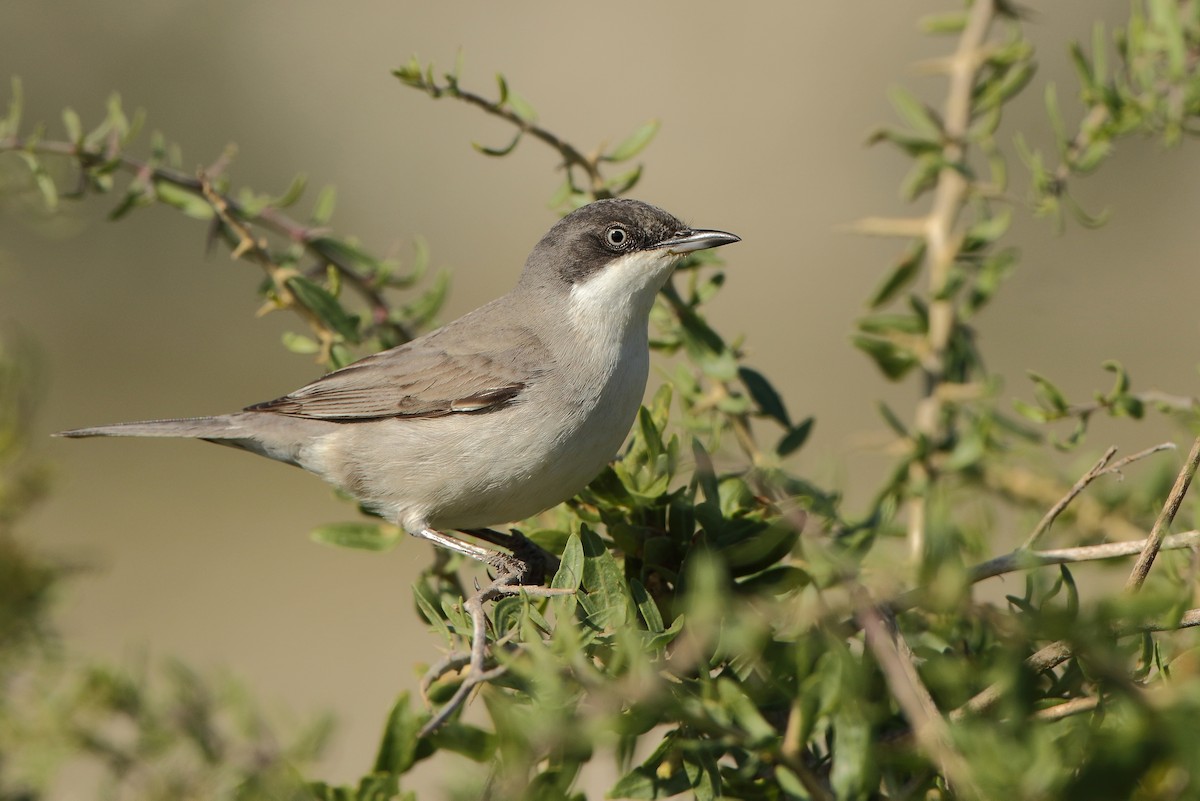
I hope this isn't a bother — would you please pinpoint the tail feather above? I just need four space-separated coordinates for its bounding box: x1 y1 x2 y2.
55 416 239 439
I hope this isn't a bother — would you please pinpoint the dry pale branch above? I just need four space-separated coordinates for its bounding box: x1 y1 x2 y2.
969 530 1200 584
1125 436 1200 592
1023 442 1176 549
1033 695 1101 722
907 0 998 562
857 597 981 798
952 608 1200 721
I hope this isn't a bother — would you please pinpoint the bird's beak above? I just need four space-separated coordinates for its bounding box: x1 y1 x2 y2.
656 228 741 255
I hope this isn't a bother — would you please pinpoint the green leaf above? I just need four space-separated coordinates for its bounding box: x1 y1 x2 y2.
411 583 453 643
392 56 424 86
605 119 660 162
273 173 308 208
553 532 584 592
877 401 909 437
869 243 925 309
857 312 926 335
429 722 495 762
473 131 522 157
717 678 776 746
852 335 918 381
1029 371 1068 413
609 735 692 799
372 692 424 775
738 367 791 427
965 208 1012 247
888 86 942 138
1103 359 1131 397
830 710 874 798
578 526 630 630
17 152 59 211
155 180 214 220
900 153 944 200
865 126 942 157
281 331 320 355
310 522 402 552
312 185 337 225
62 107 82 143
719 521 799 577
285 275 361 342
1013 399 1049 424
505 90 537 123
919 11 967 33
629 578 664 633
605 164 644 195
776 417 813 456
310 237 383 276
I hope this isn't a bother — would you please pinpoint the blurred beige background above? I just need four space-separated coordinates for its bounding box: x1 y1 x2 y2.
3 1 1198 795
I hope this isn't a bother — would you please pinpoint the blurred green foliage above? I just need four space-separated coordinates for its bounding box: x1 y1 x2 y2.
4 1 1200 799
0 340 331 800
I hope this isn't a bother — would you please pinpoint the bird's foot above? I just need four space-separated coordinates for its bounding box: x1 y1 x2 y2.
416 535 573 738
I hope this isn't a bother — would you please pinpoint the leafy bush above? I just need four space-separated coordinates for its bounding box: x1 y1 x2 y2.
3 2 1200 799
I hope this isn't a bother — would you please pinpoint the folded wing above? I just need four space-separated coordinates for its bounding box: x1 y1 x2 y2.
247 323 547 422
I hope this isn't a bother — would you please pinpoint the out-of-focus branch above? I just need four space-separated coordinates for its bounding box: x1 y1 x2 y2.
1125 436 1200 592
907 0 997 562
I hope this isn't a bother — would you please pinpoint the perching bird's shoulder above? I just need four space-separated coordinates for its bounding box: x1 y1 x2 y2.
246 305 551 422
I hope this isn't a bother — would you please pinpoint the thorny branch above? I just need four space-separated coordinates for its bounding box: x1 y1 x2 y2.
1 135 416 347
394 67 607 197
907 0 997 562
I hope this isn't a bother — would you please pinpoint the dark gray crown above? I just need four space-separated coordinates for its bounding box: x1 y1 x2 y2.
521 199 688 285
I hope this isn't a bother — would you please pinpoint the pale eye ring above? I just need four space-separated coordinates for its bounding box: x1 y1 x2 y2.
605 225 630 250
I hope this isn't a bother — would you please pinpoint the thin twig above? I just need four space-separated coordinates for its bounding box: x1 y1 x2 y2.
885 532 1200 618
979 462 1149 542
969 530 1200 584
952 640 1072 720
4 136 415 345
1024 443 1176 548
857 597 981 798
417 569 572 738
1126 436 1200 592
1033 696 1101 722
404 75 606 196
1024 446 1116 547
952 608 1200 720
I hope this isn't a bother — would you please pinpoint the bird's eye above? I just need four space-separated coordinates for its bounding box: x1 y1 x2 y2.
605 225 630 250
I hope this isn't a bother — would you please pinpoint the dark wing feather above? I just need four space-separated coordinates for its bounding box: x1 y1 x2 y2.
246 317 547 422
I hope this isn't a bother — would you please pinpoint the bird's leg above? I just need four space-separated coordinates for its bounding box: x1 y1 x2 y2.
412 526 502 562
412 526 549 586
459 527 561 585
417 563 573 738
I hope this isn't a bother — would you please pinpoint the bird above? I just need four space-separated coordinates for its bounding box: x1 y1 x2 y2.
57 198 740 577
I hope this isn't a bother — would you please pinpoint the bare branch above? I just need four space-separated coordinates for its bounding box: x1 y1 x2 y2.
1033 695 1101 722
1126 436 1200 592
969 531 1200 584
1023 443 1176 548
857 598 981 798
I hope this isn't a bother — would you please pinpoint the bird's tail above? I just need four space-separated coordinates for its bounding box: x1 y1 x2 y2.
55 416 240 440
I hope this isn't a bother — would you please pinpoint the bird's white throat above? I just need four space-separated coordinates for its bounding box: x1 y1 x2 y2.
566 248 678 344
